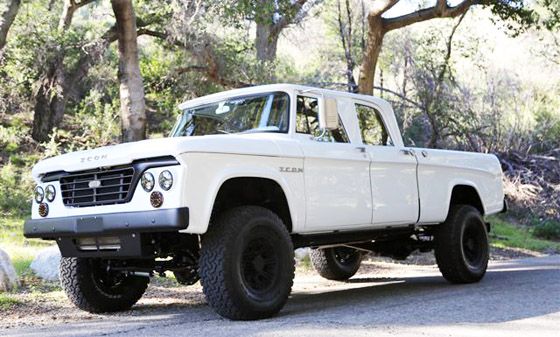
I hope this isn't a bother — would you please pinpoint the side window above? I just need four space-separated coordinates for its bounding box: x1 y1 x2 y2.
356 104 393 146
296 96 349 143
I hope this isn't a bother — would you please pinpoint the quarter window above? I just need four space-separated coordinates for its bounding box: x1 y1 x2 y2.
296 96 349 143
356 104 392 146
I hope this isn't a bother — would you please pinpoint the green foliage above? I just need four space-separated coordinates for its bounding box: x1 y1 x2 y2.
218 0 302 26
532 220 560 240
540 0 560 30
0 294 21 310
489 215 560 253
0 163 33 217
485 0 537 34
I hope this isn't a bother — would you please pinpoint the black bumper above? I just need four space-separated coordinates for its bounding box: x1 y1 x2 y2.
24 207 189 239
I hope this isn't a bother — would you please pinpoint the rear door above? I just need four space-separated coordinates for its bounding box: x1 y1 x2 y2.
295 95 372 232
354 101 419 226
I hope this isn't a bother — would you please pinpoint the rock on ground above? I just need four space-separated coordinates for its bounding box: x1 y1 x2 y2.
294 247 310 261
0 248 19 292
30 246 61 281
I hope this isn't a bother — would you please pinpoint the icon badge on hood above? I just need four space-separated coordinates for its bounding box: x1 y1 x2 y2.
80 154 108 163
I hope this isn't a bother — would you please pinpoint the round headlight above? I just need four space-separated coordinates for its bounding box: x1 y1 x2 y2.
45 185 56 202
159 170 173 191
141 172 155 192
34 186 44 203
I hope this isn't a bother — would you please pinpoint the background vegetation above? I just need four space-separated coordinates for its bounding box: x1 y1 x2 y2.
0 0 559 256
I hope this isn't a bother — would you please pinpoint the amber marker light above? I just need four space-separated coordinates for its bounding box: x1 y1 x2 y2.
150 191 163 208
38 203 49 217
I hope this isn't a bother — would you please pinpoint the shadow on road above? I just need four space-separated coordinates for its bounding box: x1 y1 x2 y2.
282 262 560 326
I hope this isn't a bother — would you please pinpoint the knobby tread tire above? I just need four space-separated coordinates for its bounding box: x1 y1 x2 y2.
434 204 489 284
310 248 362 281
199 206 295 320
60 257 149 313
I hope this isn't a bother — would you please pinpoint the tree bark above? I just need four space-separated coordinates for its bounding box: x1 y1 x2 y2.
31 57 68 142
0 0 21 53
111 0 146 142
357 14 384 95
255 23 280 63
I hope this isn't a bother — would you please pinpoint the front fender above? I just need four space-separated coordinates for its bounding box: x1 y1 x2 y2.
178 152 305 234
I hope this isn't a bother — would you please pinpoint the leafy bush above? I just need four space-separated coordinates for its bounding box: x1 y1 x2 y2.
533 220 560 241
0 162 33 217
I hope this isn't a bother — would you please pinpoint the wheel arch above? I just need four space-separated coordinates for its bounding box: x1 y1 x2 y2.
447 184 485 217
210 176 294 233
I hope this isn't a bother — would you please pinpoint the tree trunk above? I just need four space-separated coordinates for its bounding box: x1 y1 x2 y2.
255 22 281 83
0 0 21 52
111 0 146 142
31 0 78 142
31 58 68 142
357 14 384 95
255 23 280 63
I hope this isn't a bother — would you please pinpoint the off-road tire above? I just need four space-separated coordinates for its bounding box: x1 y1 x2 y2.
60 257 149 313
435 204 489 284
199 206 295 320
310 247 362 281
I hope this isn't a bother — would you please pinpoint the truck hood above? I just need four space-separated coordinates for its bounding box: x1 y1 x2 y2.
32 134 285 180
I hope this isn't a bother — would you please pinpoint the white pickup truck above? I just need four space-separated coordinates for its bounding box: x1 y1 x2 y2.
24 84 506 320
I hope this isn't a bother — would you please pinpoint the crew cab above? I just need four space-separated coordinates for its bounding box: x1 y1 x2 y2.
24 84 506 320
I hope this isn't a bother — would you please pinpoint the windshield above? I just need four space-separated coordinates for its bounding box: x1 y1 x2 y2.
170 92 290 137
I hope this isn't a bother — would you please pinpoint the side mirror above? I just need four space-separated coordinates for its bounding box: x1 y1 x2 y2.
318 97 339 130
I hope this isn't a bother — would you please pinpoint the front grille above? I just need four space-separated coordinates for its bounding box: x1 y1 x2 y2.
60 166 135 207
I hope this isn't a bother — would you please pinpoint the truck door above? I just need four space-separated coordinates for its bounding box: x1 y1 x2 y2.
295 95 372 231
354 102 419 226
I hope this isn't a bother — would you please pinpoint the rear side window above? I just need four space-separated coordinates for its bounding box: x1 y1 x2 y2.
296 96 349 143
356 104 392 146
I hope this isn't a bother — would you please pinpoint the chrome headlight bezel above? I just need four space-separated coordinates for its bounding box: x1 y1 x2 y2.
45 185 56 202
34 186 45 203
158 170 173 191
141 172 155 192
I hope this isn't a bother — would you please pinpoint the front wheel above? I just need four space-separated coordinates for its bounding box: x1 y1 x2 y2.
59 257 149 313
310 246 362 281
434 205 489 284
199 206 295 320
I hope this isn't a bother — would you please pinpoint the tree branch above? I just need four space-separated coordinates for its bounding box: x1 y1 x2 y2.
374 86 424 110
370 0 399 17
0 0 21 52
383 0 478 32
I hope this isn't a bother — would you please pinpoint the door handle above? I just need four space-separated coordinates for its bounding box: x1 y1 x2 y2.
355 146 366 153
401 149 415 156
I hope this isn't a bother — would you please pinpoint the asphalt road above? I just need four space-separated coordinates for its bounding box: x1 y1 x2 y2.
5 256 560 337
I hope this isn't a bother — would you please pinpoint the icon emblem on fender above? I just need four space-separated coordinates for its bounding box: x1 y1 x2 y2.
279 167 303 173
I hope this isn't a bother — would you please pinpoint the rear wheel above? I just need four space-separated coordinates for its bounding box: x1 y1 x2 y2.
434 205 489 284
199 206 295 320
59 257 149 313
310 246 362 281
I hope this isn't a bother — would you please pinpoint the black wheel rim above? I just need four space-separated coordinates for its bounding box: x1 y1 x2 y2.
333 247 360 267
462 221 486 268
90 260 129 296
241 238 280 297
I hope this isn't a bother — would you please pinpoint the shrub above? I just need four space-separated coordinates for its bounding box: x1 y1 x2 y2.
533 220 560 241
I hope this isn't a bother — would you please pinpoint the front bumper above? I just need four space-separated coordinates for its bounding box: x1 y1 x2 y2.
24 207 189 239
